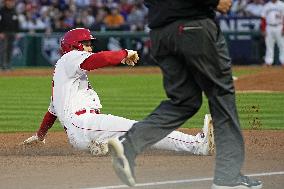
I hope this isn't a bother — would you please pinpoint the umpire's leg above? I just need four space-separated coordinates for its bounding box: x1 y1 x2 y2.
209 26 245 185
125 54 203 155
181 18 245 184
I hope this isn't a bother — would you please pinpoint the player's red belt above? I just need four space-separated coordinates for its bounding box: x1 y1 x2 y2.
75 109 100 115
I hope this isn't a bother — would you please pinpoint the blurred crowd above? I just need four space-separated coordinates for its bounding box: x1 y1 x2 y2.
0 0 148 33
1 0 284 70
1 0 283 34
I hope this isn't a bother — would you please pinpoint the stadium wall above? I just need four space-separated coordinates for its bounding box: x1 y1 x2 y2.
7 17 282 67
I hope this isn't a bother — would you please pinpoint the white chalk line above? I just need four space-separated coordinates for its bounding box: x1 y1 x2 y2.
81 171 284 189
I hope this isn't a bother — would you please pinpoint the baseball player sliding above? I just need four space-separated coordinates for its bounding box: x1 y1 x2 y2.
23 28 214 156
261 0 284 67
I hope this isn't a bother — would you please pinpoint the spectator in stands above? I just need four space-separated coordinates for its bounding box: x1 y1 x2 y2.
127 4 144 31
39 6 52 31
53 15 67 32
62 9 75 29
245 0 264 17
19 11 46 33
103 6 125 30
92 7 107 31
104 0 120 10
120 0 134 17
135 0 148 18
0 0 19 71
50 0 68 11
74 13 85 28
39 0 52 7
75 0 91 9
81 8 95 28
15 1 25 15
3 0 152 33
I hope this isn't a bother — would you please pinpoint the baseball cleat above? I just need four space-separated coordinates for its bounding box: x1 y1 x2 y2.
197 114 215 155
211 175 263 189
108 137 136 187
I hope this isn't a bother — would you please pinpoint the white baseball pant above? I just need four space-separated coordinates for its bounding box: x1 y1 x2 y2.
64 111 204 154
264 25 284 65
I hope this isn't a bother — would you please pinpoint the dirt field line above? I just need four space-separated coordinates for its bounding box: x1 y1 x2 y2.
82 171 284 189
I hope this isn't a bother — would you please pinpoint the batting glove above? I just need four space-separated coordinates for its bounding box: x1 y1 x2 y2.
121 50 139 66
23 135 45 145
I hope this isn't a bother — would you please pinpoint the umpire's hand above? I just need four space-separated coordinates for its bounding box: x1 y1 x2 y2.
217 0 232 14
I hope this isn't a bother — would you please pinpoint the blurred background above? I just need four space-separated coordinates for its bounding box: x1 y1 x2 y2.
0 0 283 69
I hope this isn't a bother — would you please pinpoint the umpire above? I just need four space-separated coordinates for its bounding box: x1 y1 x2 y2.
0 0 19 70
108 0 263 189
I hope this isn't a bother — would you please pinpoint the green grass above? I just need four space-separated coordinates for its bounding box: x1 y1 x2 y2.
0 74 283 132
232 69 260 77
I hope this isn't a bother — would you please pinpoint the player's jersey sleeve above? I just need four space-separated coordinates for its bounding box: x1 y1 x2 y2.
261 5 267 18
64 50 93 78
281 3 284 16
48 97 57 116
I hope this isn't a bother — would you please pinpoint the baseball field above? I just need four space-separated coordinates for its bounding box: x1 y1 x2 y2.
0 66 283 189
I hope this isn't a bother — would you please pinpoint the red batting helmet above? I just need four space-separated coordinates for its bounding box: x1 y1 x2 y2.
60 28 96 54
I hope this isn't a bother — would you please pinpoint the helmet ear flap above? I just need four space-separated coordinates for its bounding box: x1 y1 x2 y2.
77 43 84 51
90 39 101 53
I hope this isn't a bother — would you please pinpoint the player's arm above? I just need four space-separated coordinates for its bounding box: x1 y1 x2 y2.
260 17 266 35
23 99 57 145
216 0 232 14
37 111 57 140
260 6 267 36
23 111 57 145
80 49 139 71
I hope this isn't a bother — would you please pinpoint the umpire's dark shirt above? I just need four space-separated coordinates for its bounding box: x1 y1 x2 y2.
0 6 19 32
144 0 219 29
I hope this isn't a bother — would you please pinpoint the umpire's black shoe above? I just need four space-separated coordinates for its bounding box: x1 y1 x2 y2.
108 137 136 186
211 175 263 189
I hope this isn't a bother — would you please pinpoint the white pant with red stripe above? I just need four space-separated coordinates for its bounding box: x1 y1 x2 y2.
265 25 284 65
64 111 205 155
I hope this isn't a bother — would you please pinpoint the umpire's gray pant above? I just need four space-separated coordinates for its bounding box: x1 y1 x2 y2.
124 18 245 185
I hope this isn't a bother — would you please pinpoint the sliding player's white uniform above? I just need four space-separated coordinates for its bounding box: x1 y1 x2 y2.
50 50 213 155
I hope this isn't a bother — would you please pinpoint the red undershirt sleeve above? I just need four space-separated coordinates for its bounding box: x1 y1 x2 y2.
36 111 57 140
261 17 266 33
80 50 128 71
